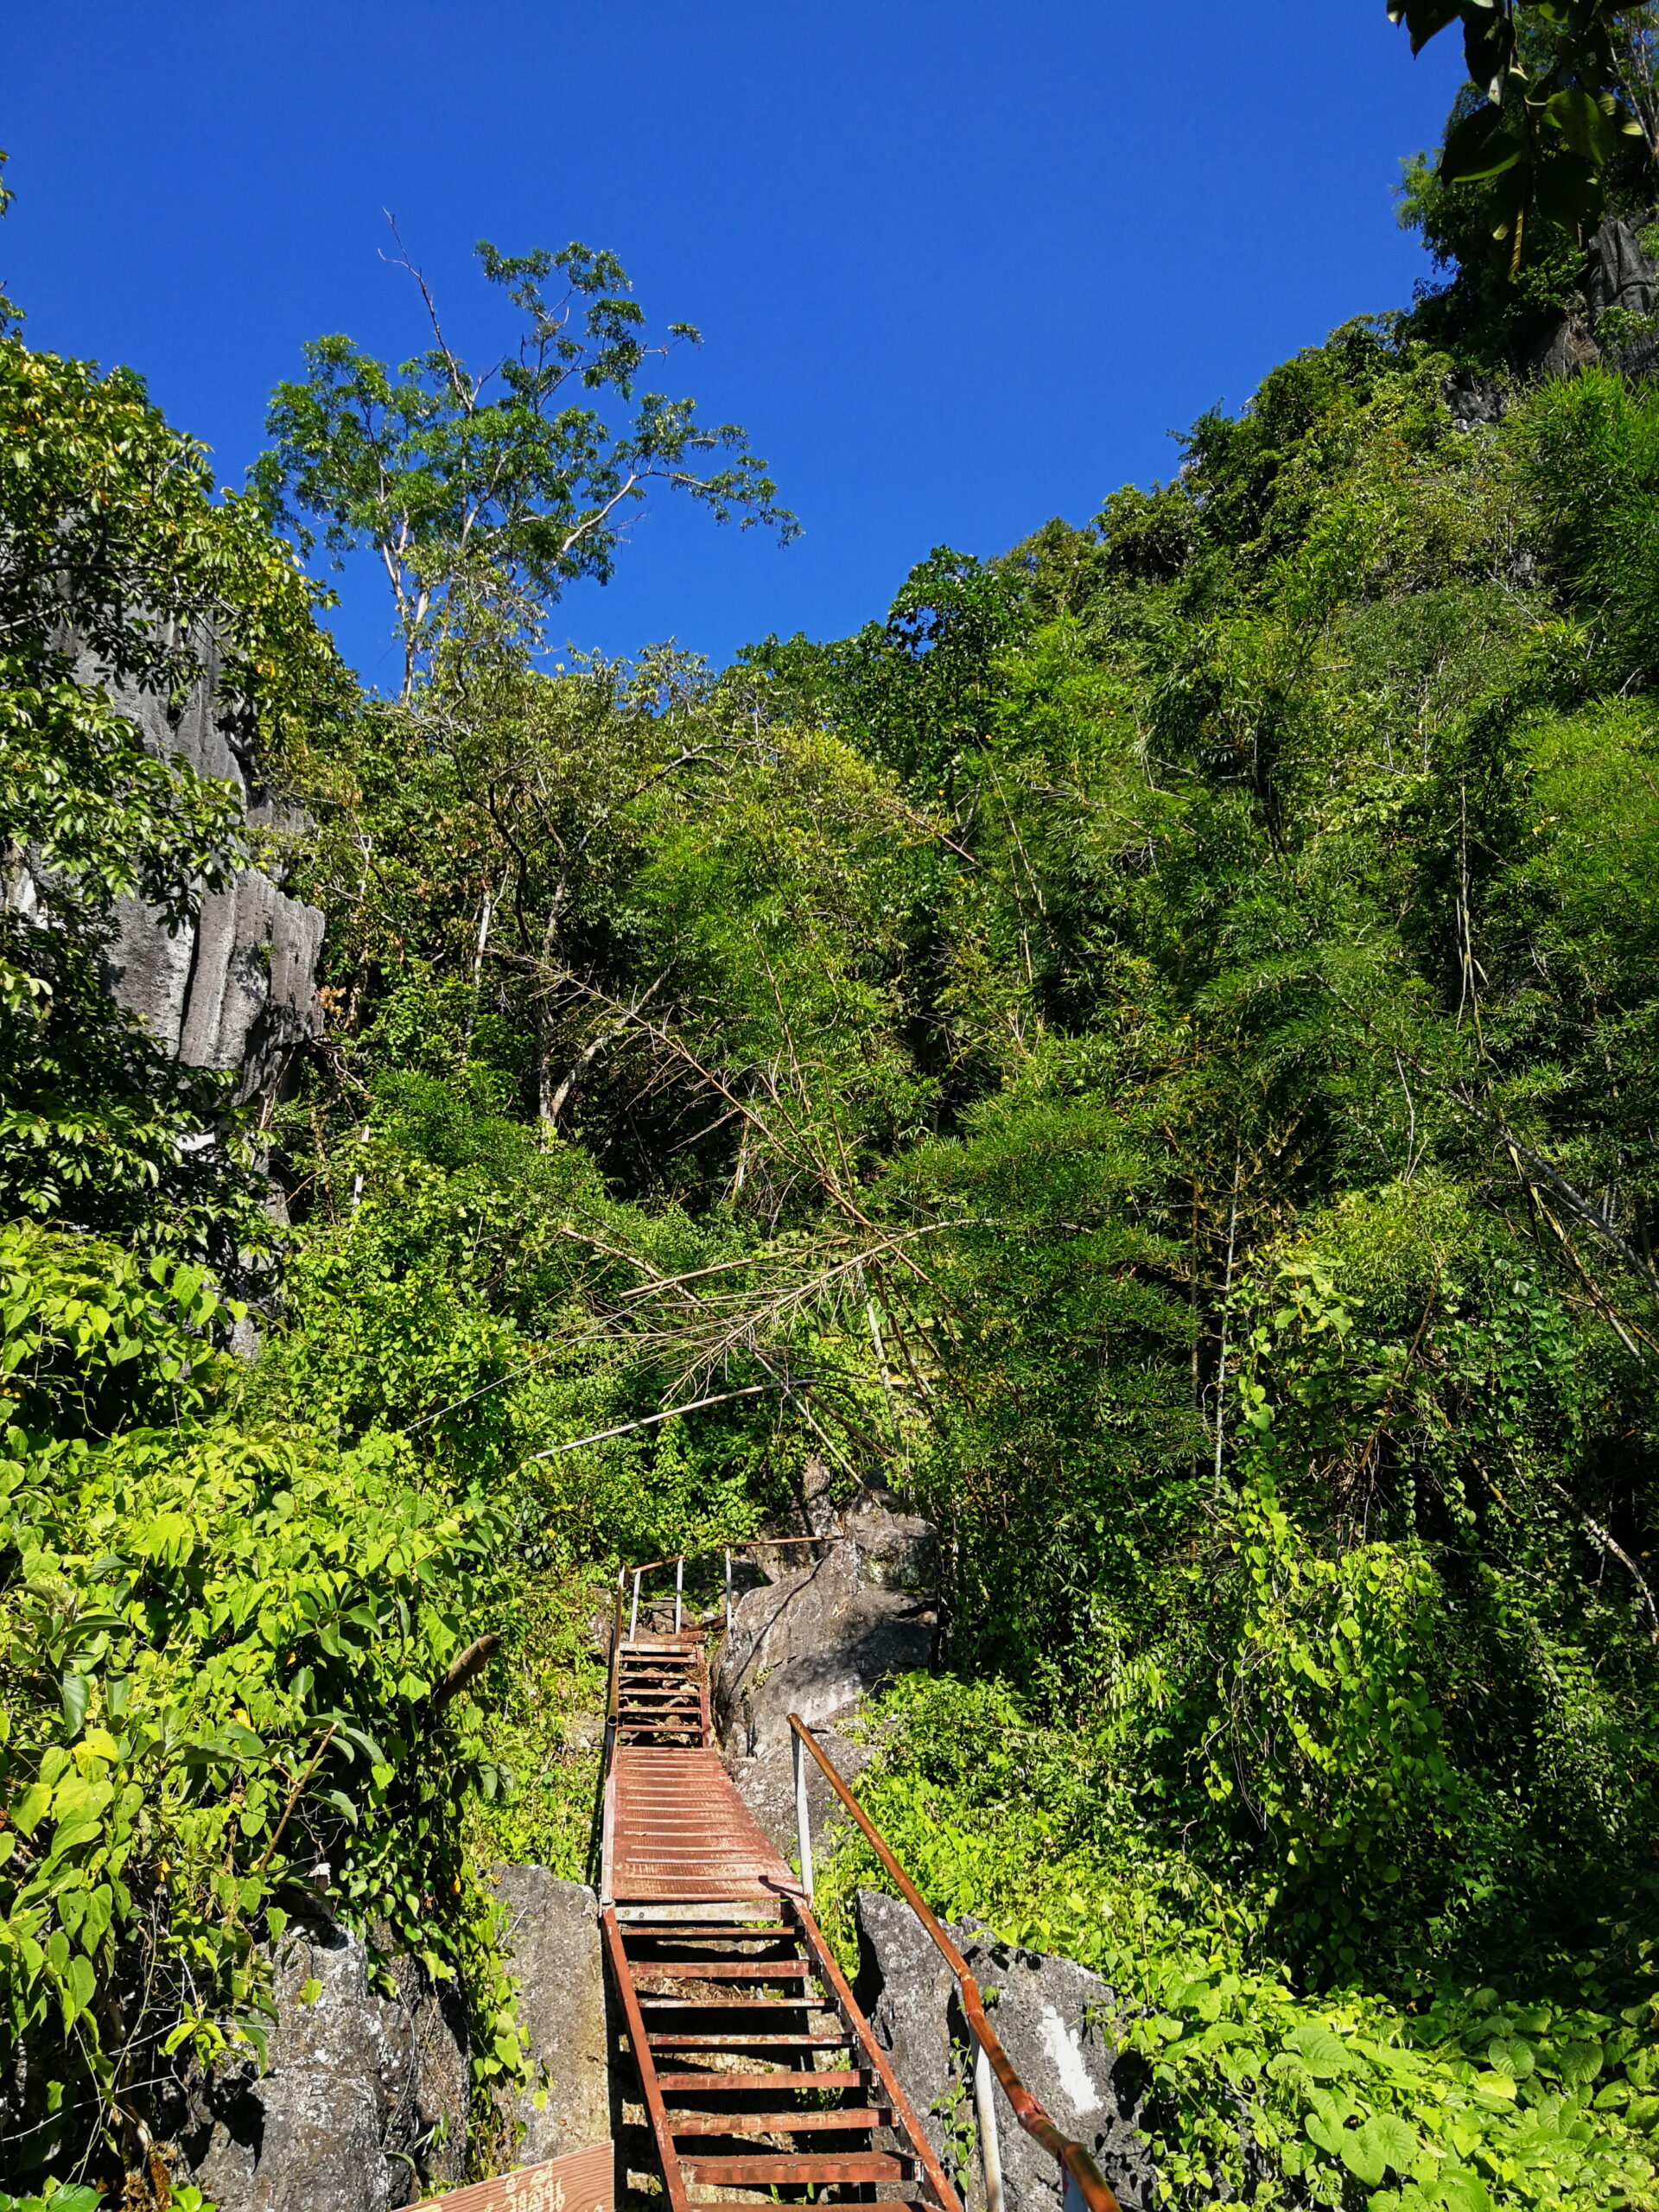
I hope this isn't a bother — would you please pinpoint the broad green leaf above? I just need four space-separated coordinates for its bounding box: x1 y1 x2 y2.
1560 2037 1603 2086
1294 2023 1352 2077
1341 2127 1389 2189
1440 102 1521 184
59 1670 87 1734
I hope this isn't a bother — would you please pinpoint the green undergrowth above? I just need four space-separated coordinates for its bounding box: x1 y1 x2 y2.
817 1675 1659 2212
0 1222 531 2184
466 1567 609 1882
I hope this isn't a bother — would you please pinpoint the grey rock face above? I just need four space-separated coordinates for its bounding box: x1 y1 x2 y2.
716 1487 938 1863
92 635 324 1103
1444 369 1507 430
183 1916 467 2211
1587 215 1659 377
714 1491 938 1760
855 1890 1156 2212
1519 313 1600 384
729 1719 874 1860
490 1867 611 2166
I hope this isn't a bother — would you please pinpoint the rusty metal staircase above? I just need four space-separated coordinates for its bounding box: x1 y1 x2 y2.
597 1614 960 2211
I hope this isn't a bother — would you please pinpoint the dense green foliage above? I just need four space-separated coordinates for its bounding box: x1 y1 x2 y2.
12 81 1659 2212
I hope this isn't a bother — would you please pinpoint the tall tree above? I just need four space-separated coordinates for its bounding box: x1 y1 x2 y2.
253 236 798 693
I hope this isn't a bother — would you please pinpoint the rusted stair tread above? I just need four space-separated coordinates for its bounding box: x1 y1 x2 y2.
637 1997 822 2012
628 1937 800 1955
653 2069 870 2093
645 2033 853 2049
628 1973 818 1991
625 1926 792 1939
683 2196 940 2210
629 1941 797 1953
668 2109 893 2134
678 2154 915 2183
615 1846 791 1861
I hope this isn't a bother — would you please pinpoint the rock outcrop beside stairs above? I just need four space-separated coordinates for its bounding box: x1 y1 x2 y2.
714 1483 938 1853
490 1866 612 2166
181 1915 467 2210
177 1870 613 2209
714 1486 938 1759
855 1889 1156 2212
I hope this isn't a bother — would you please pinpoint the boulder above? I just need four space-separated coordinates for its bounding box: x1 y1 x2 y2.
715 1489 938 1859
181 1915 467 2210
728 1719 873 1861
854 1890 1156 2212
490 1868 611 2166
1518 312 1599 384
1443 369 1507 430
714 1490 938 1760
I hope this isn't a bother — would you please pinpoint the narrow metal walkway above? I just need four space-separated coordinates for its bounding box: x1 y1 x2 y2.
599 1627 963 2212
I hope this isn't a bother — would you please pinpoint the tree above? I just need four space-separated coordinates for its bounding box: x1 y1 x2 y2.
252 236 798 694
1389 1 1659 262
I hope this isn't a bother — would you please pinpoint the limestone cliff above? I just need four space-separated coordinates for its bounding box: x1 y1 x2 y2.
96 632 324 1103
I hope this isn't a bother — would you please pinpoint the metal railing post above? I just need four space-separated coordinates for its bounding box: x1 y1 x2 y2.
629 1569 641 1641
674 1556 684 1633
792 1726 815 1900
724 1549 733 1637
975 2038 1005 2212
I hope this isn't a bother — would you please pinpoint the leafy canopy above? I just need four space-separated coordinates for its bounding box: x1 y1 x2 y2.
1389 1 1657 258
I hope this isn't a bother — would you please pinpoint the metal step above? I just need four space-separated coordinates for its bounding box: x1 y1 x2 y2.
678 2153 916 2184
668 2109 893 2134
645 2033 853 2050
623 1925 791 1940
628 1973 814 1991
636 1995 822 2011
653 2069 869 2093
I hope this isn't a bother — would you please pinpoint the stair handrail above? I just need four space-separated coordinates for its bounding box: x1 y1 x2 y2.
788 1712 1121 2212
617 1532 836 1639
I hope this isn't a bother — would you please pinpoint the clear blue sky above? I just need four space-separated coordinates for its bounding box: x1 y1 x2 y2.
7 3 1465 693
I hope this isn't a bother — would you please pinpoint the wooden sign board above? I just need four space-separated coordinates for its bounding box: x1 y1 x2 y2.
421 2141 613 2212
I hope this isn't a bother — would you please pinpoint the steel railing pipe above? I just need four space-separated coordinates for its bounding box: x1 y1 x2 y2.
786 1712 1119 2212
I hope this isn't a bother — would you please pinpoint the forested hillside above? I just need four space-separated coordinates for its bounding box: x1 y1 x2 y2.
10 10 1659 2204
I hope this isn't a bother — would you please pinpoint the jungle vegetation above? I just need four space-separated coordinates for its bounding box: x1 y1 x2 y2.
9 10 1659 2203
